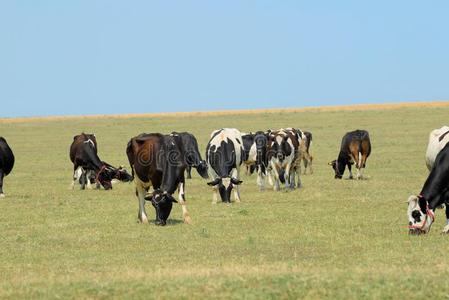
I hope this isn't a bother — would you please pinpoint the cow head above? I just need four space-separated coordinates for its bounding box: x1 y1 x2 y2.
147 190 178 226
269 135 291 163
407 195 435 235
207 177 242 203
95 167 114 190
329 160 345 179
196 160 209 179
113 166 133 182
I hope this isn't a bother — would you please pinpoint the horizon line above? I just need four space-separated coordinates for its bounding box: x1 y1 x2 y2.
1 100 448 124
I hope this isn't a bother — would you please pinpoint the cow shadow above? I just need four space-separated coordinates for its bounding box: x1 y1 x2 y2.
165 219 184 225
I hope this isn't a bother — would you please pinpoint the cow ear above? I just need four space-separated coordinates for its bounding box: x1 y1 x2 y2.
207 178 220 186
231 178 243 185
407 195 419 204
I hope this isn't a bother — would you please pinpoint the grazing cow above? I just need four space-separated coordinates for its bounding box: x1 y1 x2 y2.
206 128 244 203
126 133 190 225
70 133 130 190
407 142 449 235
425 126 449 171
171 132 208 179
329 130 371 180
0 137 14 198
242 131 269 190
301 131 313 174
267 128 302 190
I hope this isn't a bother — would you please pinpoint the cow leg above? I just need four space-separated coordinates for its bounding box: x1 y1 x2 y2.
295 166 302 189
136 184 149 224
271 167 281 191
257 168 265 191
284 164 292 190
86 170 93 189
178 180 192 224
308 156 313 174
71 165 80 190
267 168 274 187
80 170 88 190
212 186 219 204
347 163 353 180
443 205 449 234
186 166 192 179
232 169 241 202
0 170 4 198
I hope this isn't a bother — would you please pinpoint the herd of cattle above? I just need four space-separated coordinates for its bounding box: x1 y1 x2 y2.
1 125 449 234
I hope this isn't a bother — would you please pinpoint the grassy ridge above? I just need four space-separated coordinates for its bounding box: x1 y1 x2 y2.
0 105 449 299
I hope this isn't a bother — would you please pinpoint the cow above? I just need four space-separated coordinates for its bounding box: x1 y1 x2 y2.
266 128 302 191
70 133 131 190
126 133 190 226
242 131 270 190
206 128 244 203
407 142 449 235
171 132 208 180
329 129 371 180
425 126 449 171
0 137 14 198
301 131 313 174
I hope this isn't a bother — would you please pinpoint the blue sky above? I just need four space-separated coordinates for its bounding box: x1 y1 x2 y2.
1 1 448 117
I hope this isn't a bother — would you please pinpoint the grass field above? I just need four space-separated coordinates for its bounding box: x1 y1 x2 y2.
1 103 449 299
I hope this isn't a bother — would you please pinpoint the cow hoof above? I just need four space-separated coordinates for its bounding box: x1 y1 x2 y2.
0 194 4 198
184 215 192 225
442 225 449 234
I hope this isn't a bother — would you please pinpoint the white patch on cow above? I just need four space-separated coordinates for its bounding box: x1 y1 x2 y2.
0 193 5 198
83 139 95 148
135 176 150 224
222 177 231 189
426 126 449 170
248 142 257 163
442 224 449 234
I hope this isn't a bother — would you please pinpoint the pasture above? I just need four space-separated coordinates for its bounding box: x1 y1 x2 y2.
1 104 449 299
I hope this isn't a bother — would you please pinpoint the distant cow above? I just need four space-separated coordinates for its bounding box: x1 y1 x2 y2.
126 133 190 226
171 132 208 179
425 126 449 171
70 133 131 190
407 142 449 235
0 137 14 198
301 131 313 174
329 130 371 180
242 131 269 190
206 128 244 203
267 128 302 190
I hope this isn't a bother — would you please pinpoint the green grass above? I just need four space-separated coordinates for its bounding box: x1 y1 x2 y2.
1 106 449 299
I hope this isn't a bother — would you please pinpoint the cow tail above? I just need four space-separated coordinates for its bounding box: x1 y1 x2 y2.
126 139 135 181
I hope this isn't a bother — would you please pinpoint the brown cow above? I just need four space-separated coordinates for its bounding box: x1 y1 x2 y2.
126 133 190 226
70 133 131 190
329 129 371 179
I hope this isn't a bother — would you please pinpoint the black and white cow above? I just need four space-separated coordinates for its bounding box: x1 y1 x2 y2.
407 142 449 235
242 131 269 190
126 133 191 225
171 132 208 179
266 128 301 190
206 128 244 203
0 137 15 198
329 129 371 180
425 126 449 171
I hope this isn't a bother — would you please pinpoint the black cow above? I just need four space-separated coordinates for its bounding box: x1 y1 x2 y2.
171 132 208 179
70 133 131 190
126 133 190 226
206 128 244 203
0 137 14 198
329 129 371 180
407 142 449 235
